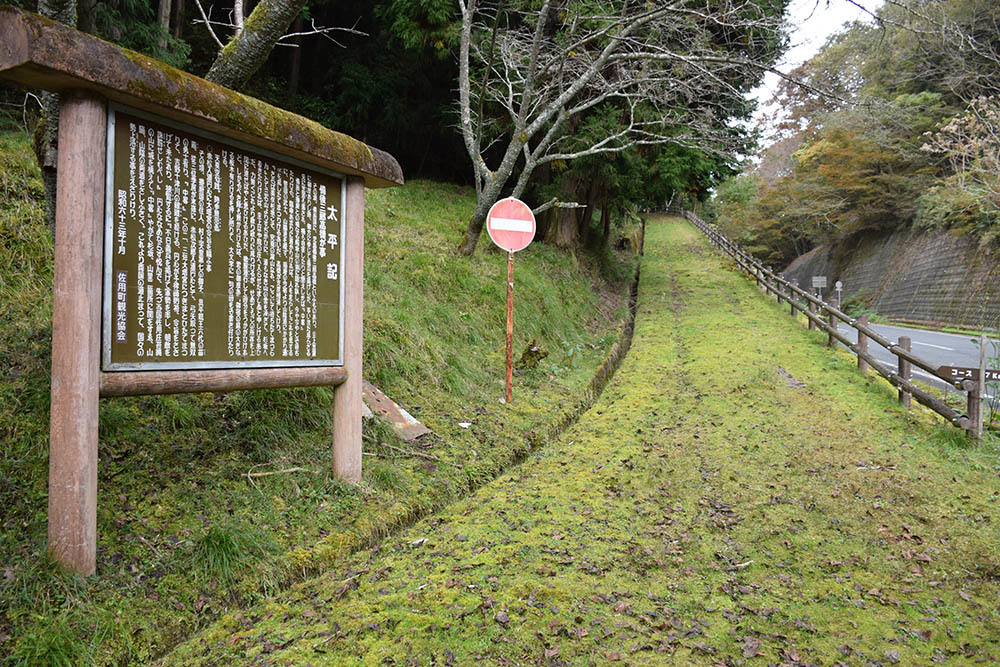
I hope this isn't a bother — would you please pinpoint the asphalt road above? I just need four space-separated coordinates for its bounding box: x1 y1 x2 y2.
832 321 997 400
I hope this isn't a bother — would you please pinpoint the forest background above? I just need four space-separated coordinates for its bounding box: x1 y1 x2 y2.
711 0 1000 272
2 0 790 254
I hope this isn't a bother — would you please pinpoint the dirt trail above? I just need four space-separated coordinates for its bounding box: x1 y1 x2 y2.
167 219 999 666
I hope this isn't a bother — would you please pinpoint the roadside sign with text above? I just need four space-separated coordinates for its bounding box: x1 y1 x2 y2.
812 276 827 289
938 366 1000 382
486 197 536 253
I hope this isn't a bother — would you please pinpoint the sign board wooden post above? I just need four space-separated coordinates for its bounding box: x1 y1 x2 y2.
333 176 365 482
47 91 106 574
485 197 536 403
0 7 403 574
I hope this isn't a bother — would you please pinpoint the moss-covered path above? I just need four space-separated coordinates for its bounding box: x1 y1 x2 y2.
167 219 999 665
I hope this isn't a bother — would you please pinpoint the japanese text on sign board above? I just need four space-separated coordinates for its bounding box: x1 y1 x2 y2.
104 110 344 370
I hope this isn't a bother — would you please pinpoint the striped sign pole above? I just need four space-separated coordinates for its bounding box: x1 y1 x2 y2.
486 198 536 403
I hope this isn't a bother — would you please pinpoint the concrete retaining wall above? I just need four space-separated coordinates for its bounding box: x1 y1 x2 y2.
782 230 1000 329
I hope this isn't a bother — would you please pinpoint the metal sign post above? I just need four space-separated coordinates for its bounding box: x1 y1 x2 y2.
485 198 536 403
506 252 514 403
835 280 843 309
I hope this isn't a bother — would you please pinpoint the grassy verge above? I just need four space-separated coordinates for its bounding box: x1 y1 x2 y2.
0 127 637 664
166 217 998 665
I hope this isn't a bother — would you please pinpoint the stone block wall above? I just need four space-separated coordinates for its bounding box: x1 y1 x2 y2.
782 230 1000 329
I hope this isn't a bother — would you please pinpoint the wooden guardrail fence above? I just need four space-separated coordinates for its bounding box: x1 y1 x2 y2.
683 211 985 440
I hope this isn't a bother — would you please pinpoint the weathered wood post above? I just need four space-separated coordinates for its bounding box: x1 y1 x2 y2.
965 379 982 441
333 176 366 483
965 339 987 441
856 315 869 372
47 91 106 575
808 289 817 330
826 304 837 347
790 280 799 316
897 336 911 408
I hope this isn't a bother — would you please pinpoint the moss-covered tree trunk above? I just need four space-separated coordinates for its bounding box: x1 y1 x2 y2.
204 0 305 90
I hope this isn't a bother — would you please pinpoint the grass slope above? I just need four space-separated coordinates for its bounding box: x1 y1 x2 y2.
166 218 998 666
0 127 636 664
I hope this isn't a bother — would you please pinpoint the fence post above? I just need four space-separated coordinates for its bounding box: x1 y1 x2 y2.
857 315 869 372
898 336 911 408
790 280 799 316
827 305 837 347
966 340 986 441
808 289 817 330
966 380 982 441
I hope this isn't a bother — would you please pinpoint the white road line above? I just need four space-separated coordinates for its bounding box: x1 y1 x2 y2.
874 362 946 383
912 341 954 351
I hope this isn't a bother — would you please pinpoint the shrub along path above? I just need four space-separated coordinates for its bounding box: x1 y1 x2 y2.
167 218 999 665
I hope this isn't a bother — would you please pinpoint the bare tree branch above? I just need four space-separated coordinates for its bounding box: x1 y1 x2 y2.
193 0 225 50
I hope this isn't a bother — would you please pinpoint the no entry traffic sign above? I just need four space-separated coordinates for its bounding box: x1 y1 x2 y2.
487 197 536 253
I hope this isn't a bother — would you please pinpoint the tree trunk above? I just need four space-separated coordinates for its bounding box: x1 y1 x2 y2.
545 208 578 248
544 176 582 248
288 14 303 96
459 194 496 255
204 0 307 90
172 0 185 38
34 0 77 239
577 180 598 246
105 0 122 40
601 194 611 241
157 0 171 49
77 0 97 33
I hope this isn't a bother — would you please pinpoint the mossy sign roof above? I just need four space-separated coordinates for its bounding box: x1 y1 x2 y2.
0 5 403 188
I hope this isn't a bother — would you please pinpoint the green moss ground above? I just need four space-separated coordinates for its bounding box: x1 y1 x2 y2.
0 127 636 665
166 218 999 666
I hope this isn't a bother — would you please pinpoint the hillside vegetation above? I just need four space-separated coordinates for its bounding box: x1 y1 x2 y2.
712 0 1000 270
166 219 1000 665
0 126 636 664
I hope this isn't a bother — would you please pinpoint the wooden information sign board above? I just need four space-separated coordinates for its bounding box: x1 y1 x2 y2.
104 109 345 370
0 6 404 576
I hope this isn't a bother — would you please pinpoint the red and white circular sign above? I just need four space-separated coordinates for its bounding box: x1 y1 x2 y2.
486 197 536 253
